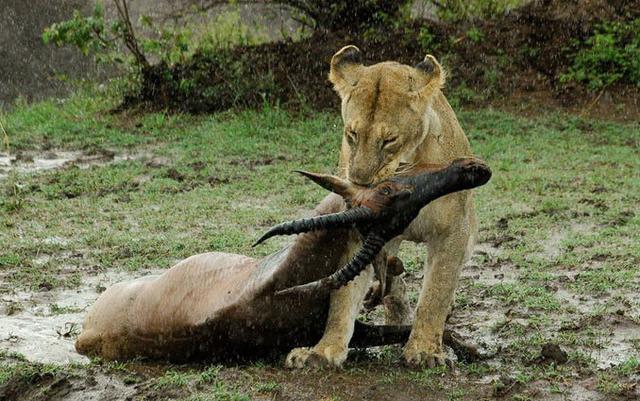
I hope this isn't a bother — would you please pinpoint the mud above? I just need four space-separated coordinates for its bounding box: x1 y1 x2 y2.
540 223 594 261
0 269 161 364
0 368 138 401
0 150 141 181
0 148 161 365
589 314 640 370
1 236 638 400
451 230 640 372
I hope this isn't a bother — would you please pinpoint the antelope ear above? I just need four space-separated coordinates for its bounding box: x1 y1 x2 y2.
329 45 364 98
413 54 445 100
295 170 359 200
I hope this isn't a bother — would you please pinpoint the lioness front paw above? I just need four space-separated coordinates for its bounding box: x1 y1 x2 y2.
285 345 348 369
403 340 451 368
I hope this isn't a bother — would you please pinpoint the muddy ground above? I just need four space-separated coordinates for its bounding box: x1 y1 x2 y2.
1 98 638 400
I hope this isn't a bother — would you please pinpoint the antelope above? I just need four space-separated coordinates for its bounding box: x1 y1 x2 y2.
75 158 491 362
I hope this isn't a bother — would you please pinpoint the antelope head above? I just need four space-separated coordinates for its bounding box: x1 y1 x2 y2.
254 157 492 295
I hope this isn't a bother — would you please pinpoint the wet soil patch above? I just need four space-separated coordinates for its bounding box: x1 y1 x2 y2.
532 343 569 365
0 361 493 401
2 236 638 400
0 149 137 181
0 269 162 365
229 155 292 170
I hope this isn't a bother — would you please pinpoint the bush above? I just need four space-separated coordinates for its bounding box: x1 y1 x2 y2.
561 19 640 91
42 0 272 109
430 0 526 21
42 2 150 70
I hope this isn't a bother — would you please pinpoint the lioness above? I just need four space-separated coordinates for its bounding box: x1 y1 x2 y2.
286 46 477 368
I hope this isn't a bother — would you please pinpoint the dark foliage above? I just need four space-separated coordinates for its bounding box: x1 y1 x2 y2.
277 0 411 33
125 0 640 113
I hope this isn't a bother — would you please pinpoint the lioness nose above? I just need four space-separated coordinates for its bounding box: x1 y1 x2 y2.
348 167 374 186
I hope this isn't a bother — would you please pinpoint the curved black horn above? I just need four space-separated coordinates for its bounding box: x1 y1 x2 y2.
275 233 386 296
411 158 492 205
252 207 374 247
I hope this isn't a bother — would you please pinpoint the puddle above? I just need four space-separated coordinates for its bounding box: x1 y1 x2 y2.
450 240 640 371
563 379 608 401
0 150 144 180
542 230 565 260
0 269 161 364
464 243 516 286
591 317 640 370
539 223 595 261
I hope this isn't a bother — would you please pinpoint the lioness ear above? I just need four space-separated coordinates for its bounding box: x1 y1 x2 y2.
329 45 364 98
413 54 446 99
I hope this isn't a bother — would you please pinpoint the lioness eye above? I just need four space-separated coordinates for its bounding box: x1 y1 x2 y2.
381 187 391 196
383 137 398 148
347 131 357 145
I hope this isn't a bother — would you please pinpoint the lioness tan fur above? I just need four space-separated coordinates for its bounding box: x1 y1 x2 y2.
285 46 476 368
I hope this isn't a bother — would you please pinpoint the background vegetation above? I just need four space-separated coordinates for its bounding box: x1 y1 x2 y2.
40 0 640 114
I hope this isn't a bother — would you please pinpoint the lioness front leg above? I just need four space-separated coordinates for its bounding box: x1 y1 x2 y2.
286 266 373 369
403 224 472 368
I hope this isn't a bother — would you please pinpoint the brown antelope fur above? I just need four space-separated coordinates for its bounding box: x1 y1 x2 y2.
285 46 477 368
76 194 365 361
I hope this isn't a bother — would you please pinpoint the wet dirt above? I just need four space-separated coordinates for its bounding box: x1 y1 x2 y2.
450 227 640 373
0 269 162 364
539 223 595 261
1 237 638 400
589 314 640 370
0 150 141 181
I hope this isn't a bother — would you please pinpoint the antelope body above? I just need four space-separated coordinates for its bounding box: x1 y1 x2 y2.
76 194 360 361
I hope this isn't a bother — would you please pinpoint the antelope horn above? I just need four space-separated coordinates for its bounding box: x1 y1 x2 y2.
252 207 374 247
411 158 492 205
294 170 361 199
275 232 386 295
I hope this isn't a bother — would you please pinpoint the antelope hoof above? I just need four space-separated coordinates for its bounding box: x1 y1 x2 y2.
403 341 451 369
383 295 411 325
364 280 383 309
285 345 347 369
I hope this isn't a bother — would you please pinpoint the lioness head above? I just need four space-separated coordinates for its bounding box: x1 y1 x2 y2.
329 45 445 185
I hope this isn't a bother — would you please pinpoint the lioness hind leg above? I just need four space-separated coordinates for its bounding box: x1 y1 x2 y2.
285 265 373 369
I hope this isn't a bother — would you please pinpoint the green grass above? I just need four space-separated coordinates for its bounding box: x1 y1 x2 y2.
1 92 342 289
0 362 60 386
1 88 639 400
